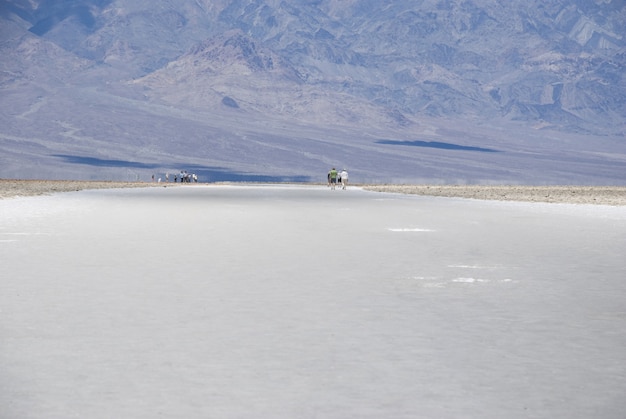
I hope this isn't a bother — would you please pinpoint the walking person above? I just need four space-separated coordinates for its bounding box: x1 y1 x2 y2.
340 168 348 190
329 168 338 190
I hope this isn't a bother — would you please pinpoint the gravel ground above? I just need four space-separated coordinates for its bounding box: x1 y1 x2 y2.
0 180 174 199
1 180 625 206
362 185 626 206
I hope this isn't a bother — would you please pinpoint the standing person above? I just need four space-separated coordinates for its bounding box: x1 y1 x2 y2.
340 168 348 190
327 170 331 187
329 167 338 190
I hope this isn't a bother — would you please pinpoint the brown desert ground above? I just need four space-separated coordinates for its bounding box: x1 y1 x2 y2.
1 179 625 206
361 185 626 206
0 180 169 199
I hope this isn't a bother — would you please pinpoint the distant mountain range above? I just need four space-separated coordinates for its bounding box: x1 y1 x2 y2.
1 0 625 184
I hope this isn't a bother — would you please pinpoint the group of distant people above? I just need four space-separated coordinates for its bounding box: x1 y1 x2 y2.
327 168 348 190
152 171 198 183
176 171 198 183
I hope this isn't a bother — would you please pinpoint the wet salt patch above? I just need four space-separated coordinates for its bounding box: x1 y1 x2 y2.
448 264 498 269
1 194 85 224
422 282 446 288
388 228 435 232
452 277 488 283
478 199 626 220
452 278 515 284
1 232 51 235
407 276 516 287
0 232 52 242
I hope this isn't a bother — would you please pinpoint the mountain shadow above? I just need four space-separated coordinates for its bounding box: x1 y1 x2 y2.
376 139 499 153
27 0 114 36
52 154 310 183
53 154 160 169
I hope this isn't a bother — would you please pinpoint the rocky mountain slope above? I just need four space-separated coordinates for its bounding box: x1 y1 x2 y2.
1 0 624 183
